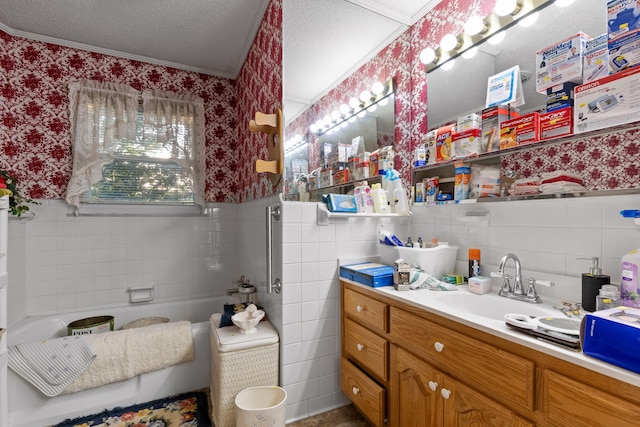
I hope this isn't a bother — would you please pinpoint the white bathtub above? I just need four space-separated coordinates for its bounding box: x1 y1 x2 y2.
7 296 237 427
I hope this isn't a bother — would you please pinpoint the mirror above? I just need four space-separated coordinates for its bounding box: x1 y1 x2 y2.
427 0 607 129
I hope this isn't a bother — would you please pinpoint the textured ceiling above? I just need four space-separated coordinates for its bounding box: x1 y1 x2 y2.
0 0 439 123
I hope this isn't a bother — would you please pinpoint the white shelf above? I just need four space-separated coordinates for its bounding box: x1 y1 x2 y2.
316 202 412 226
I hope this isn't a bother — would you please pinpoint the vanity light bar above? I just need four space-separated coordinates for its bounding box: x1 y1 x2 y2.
310 77 395 135
422 0 553 73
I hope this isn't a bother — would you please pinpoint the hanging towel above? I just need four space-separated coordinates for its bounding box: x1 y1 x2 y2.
8 336 96 397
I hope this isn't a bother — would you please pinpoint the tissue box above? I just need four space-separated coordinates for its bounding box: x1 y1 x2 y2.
326 194 357 213
582 306 640 374
340 263 394 288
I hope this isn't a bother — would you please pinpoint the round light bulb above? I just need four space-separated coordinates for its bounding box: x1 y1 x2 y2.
462 46 478 59
555 0 575 6
349 97 361 109
357 110 366 118
372 81 385 95
494 0 520 16
340 121 348 128
519 12 538 27
367 104 377 113
419 47 437 64
315 119 324 128
331 109 341 120
360 90 372 102
464 16 487 36
440 33 460 52
441 59 455 71
323 115 332 125
309 124 318 133
348 116 356 123
488 31 506 45
339 103 350 115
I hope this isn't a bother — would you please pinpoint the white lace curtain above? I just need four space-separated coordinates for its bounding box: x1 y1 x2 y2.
64 80 206 209
141 89 206 208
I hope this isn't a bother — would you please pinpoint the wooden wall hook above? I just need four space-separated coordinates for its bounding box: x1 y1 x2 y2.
251 109 283 186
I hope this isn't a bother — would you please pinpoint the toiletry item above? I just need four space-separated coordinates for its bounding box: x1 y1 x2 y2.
579 257 610 312
379 229 403 246
417 237 424 248
468 248 481 278
371 183 389 214
393 183 410 215
468 276 492 295
621 248 640 307
353 185 365 213
405 237 414 248
360 181 374 213
597 285 622 311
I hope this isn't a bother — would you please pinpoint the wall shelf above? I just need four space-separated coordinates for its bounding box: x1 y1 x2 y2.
317 202 411 226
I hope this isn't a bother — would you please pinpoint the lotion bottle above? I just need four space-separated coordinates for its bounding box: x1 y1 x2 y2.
371 183 389 214
579 257 610 312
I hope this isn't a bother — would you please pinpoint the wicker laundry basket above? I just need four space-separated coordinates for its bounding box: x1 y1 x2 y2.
209 313 279 427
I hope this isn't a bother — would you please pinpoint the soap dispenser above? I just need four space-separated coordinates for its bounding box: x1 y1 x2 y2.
579 257 611 312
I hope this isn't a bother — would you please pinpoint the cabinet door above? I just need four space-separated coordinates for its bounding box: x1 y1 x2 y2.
390 345 441 427
441 375 535 427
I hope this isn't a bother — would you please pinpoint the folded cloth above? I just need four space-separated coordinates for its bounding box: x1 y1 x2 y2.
511 187 541 196
540 175 584 185
540 170 583 182
514 177 540 186
62 320 194 395
8 336 96 397
540 182 586 194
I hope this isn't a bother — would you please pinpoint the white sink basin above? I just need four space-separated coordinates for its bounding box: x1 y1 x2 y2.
429 290 560 321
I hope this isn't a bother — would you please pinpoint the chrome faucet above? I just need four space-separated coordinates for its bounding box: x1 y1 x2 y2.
492 253 555 304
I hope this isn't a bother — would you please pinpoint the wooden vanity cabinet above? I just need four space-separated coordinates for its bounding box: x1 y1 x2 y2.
341 279 640 427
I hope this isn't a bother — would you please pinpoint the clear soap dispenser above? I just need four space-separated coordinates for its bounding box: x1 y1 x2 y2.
578 257 611 312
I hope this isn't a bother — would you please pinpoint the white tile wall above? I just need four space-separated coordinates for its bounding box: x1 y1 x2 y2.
5 193 640 424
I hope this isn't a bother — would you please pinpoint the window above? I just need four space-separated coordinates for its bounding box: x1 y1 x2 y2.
65 81 206 211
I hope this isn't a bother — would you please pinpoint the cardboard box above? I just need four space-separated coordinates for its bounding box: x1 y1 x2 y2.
333 169 349 185
536 32 590 93
319 168 333 188
574 65 640 133
435 125 456 163
608 0 640 41
457 113 481 131
339 263 394 288
423 129 437 165
480 106 518 153
546 82 577 112
452 129 481 158
584 34 610 82
499 112 540 149
393 259 411 290
582 306 640 374
539 107 573 141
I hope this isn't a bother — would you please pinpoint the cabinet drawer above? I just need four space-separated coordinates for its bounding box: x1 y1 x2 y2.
543 370 640 427
344 288 388 333
344 318 388 381
390 307 535 411
341 357 386 427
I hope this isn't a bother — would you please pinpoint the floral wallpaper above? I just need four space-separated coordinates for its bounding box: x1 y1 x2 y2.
289 0 639 191
0 0 283 203
237 0 283 202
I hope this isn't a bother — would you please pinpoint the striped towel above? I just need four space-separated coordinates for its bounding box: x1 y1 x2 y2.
8 336 96 397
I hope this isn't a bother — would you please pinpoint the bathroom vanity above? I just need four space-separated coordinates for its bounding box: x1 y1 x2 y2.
341 279 640 426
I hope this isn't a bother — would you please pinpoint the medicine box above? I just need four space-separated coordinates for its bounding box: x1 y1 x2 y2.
546 82 577 112
435 125 456 163
423 129 437 165
457 113 481 131
582 306 640 374
480 106 518 154
393 259 410 290
574 65 640 133
539 107 573 141
339 263 395 288
452 129 481 158
583 34 610 82
333 169 349 185
499 112 540 149
608 0 640 41
319 168 333 188
536 32 590 93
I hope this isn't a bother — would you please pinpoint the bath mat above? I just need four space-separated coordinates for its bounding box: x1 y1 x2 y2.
52 390 211 427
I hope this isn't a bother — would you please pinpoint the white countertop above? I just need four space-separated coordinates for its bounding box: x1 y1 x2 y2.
347 280 640 388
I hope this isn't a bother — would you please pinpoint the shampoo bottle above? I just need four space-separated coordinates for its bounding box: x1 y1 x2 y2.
622 249 640 307
362 181 375 213
579 257 610 312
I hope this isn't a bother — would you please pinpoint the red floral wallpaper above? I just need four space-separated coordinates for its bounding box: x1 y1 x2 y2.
0 0 282 203
237 0 283 202
289 0 639 191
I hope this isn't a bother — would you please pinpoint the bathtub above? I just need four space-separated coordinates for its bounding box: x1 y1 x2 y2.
7 296 238 427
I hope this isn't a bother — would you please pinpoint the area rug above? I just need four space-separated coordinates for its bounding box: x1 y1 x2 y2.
52 391 211 427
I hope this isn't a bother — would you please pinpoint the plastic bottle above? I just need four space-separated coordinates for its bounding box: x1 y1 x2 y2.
417 237 424 248
406 237 414 247
354 185 365 213
371 183 389 214
361 181 375 213
468 248 481 278
621 248 640 307
392 183 410 215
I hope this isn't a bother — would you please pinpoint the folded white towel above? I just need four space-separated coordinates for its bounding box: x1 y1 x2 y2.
8 336 96 397
540 182 586 194
63 320 194 394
